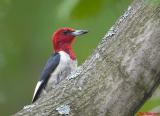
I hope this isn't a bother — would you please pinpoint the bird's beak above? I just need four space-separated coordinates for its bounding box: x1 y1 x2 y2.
71 30 88 36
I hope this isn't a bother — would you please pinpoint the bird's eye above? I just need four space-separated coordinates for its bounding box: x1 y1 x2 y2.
63 30 70 35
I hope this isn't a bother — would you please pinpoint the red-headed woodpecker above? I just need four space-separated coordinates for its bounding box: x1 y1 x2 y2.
32 27 88 103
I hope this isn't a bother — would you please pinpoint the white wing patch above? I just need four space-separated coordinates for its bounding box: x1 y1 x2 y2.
32 81 43 102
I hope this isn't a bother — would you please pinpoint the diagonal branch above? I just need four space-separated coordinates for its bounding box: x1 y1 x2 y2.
14 0 160 115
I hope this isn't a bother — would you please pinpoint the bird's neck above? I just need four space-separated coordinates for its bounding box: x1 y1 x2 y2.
54 45 76 60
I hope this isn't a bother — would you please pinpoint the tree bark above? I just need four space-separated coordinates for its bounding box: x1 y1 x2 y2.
14 0 160 116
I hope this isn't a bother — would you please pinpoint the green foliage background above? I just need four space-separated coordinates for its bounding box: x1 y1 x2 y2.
0 0 159 115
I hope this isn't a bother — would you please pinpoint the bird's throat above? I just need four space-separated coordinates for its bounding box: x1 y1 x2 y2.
63 47 76 60
55 46 76 60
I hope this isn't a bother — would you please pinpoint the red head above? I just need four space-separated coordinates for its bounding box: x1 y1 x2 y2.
52 27 88 60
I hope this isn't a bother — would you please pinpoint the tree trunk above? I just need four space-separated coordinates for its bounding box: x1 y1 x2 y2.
14 0 160 115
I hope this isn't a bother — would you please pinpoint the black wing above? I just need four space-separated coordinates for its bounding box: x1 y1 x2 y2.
32 53 60 103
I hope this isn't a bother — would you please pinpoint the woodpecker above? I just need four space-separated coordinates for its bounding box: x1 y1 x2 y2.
32 27 88 103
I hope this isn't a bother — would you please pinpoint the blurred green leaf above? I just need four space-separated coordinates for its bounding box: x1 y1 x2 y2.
57 0 80 20
71 0 104 19
57 0 104 20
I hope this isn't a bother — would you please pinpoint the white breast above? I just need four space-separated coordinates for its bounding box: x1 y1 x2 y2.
45 51 77 91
